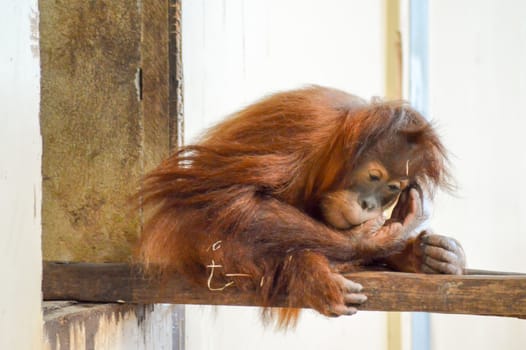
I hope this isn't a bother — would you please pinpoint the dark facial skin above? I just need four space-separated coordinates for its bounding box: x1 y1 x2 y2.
320 161 409 229
319 160 466 278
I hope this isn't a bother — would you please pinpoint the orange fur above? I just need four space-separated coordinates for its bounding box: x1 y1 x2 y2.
136 86 450 326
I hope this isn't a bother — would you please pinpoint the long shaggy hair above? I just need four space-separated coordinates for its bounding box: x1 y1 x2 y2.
136 86 450 325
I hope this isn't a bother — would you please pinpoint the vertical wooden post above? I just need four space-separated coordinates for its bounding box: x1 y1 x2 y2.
385 1 403 349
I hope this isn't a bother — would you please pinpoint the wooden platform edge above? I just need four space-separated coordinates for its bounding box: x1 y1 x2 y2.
42 261 526 319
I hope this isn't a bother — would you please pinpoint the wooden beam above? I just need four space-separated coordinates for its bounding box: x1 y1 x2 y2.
42 261 526 318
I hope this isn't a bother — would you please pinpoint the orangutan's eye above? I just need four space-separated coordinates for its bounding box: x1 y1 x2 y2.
388 184 401 192
369 169 382 182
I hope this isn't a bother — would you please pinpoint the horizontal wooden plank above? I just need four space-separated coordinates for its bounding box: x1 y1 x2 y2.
42 261 526 318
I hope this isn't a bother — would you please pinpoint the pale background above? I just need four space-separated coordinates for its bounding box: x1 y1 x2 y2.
429 0 526 349
1 0 525 349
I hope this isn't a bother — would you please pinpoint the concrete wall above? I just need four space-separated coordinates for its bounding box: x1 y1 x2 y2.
0 0 43 349
429 1 526 349
39 0 144 262
39 0 177 263
182 1 390 349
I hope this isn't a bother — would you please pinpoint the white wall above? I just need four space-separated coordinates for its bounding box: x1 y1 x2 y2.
429 1 526 349
183 0 386 143
0 0 43 349
182 1 389 349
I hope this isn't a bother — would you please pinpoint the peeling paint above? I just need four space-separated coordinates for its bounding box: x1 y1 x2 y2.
43 303 178 350
30 7 39 58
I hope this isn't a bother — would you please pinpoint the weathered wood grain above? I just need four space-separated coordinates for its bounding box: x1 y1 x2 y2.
42 261 526 318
